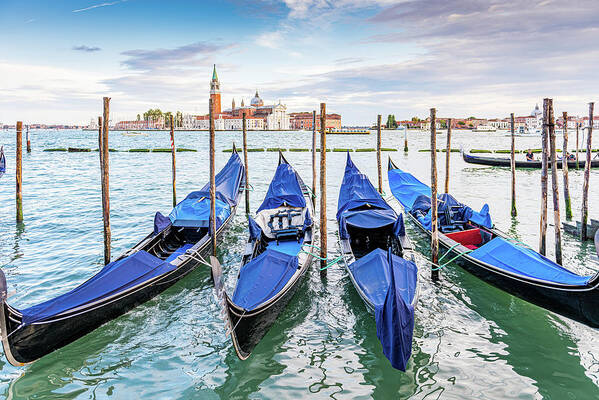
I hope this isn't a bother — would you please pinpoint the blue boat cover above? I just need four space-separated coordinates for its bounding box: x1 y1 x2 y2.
248 215 262 241
470 237 591 285
169 196 231 228
153 211 171 235
20 250 176 324
232 249 298 310
348 248 417 371
388 165 492 230
168 152 244 228
267 239 304 256
337 155 403 239
0 146 5 178
257 162 306 213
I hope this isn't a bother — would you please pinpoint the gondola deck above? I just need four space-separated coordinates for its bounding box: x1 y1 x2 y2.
211 153 315 360
0 151 246 366
336 154 419 371
388 157 599 328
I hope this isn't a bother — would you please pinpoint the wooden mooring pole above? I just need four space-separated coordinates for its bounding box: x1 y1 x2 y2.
101 98 111 264
430 109 439 282
209 98 217 256
581 102 594 241
444 119 452 194
562 112 572 219
404 126 408 152
319 103 327 276
576 123 580 169
16 121 23 222
377 114 382 194
510 113 517 217
548 100 562 264
242 111 250 215
312 110 317 209
539 99 549 255
26 125 31 153
170 115 177 207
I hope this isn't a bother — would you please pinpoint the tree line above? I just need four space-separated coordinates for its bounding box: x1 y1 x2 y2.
138 109 184 128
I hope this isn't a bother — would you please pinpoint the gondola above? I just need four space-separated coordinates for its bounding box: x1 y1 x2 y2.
336 154 419 371
595 229 599 258
0 146 5 179
388 157 599 328
462 150 599 169
0 150 245 366
211 152 314 360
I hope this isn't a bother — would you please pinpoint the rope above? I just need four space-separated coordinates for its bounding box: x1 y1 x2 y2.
430 249 473 271
241 183 254 192
231 309 248 333
305 186 317 199
438 243 460 263
300 243 343 270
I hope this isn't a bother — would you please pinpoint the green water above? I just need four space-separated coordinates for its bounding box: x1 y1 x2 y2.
0 128 597 399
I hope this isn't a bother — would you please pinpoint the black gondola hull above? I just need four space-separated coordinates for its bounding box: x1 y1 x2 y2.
407 212 599 328
462 152 599 169
225 260 310 359
1 207 237 366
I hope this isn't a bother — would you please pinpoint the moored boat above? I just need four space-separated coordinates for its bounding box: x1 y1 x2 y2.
327 128 370 134
211 152 314 360
0 150 245 366
462 150 599 169
388 157 599 328
336 154 419 371
0 146 5 178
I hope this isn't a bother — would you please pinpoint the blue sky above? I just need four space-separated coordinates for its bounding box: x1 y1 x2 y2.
1 0 598 124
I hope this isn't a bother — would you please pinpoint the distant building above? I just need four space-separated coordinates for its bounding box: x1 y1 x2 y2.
182 65 291 130
114 118 164 130
289 112 342 130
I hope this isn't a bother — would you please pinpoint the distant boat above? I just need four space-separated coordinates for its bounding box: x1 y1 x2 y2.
0 146 5 178
472 125 496 132
327 128 370 134
462 150 599 169
122 131 148 137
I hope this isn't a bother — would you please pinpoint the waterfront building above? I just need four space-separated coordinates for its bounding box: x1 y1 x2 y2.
488 118 510 130
289 112 342 130
114 118 164 130
182 66 292 130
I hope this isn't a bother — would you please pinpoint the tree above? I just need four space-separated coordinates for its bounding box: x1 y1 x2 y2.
136 114 140 121
175 111 183 128
458 121 466 126
411 116 421 122
386 114 397 129
164 111 173 128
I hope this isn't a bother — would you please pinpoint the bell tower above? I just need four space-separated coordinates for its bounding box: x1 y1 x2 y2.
210 64 221 115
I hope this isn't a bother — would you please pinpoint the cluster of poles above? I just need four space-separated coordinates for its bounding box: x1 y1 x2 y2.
10 98 595 283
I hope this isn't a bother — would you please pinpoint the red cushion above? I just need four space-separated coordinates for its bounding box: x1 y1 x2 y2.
464 244 478 250
445 228 482 247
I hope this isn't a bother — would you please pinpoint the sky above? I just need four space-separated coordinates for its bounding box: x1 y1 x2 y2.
1 0 598 125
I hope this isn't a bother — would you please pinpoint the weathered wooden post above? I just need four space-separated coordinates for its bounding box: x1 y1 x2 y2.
242 111 250 215
169 115 177 207
312 110 317 209
377 114 382 193
320 103 327 276
548 100 562 264
26 125 31 153
404 126 408 152
562 112 572 219
539 99 549 255
581 102 594 241
576 123 580 169
430 109 439 282
209 98 217 256
101 97 111 264
510 113 517 217
16 121 23 222
444 119 452 194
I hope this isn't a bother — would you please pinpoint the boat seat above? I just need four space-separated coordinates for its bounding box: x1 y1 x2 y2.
445 228 484 249
255 206 307 242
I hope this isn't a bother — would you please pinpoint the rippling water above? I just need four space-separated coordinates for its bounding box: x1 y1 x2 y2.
0 128 598 399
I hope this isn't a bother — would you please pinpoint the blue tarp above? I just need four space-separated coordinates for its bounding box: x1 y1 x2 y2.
337 155 403 239
169 196 231 228
388 165 493 230
257 162 306 213
0 146 5 178
168 152 244 228
470 237 591 285
20 251 176 324
231 249 298 310
153 211 171 235
248 215 262 241
348 248 417 371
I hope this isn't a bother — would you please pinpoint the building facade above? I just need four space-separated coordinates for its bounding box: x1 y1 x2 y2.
289 112 342 130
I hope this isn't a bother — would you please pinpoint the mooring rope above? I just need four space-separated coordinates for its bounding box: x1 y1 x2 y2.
429 249 474 271
300 244 343 270
305 186 317 199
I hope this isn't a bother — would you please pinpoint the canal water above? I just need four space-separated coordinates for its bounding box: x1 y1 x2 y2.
0 128 597 399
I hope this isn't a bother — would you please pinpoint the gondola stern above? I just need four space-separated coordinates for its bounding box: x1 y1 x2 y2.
388 156 398 171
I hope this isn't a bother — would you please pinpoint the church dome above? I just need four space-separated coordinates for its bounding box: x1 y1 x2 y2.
250 90 264 107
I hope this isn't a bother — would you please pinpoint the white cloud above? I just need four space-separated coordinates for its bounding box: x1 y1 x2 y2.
256 31 283 49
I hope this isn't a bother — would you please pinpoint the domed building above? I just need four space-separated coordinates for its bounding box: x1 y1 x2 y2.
250 90 264 107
